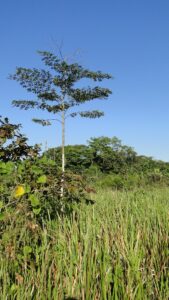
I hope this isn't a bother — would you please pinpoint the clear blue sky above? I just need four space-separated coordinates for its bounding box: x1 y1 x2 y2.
1 0 169 160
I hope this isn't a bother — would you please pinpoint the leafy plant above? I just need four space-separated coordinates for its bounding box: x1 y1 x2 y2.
0 154 93 228
0 116 39 162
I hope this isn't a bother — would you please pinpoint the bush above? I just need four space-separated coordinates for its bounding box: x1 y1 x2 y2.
0 156 92 230
97 174 125 190
96 173 147 190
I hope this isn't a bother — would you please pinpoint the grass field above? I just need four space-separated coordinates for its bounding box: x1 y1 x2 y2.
0 188 169 299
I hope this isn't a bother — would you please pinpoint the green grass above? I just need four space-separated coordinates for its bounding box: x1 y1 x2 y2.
0 188 169 299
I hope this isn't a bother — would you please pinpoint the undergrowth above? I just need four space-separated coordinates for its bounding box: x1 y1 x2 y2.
0 188 169 299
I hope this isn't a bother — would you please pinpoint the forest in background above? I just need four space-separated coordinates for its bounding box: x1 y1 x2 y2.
46 136 169 190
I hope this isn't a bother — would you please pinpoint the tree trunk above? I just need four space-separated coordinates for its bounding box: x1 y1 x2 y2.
61 107 65 197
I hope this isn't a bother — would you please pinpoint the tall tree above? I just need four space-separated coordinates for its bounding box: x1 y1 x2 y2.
10 51 112 195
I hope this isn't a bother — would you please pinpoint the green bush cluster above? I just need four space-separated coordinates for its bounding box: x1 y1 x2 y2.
0 157 91 226
95 172 169 190
0 117 92 229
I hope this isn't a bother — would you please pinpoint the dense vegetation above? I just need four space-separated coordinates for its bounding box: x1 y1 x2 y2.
1 116 169 299
1 51 169 299
0 117 92 223
1 189 169 299
46 136 169 190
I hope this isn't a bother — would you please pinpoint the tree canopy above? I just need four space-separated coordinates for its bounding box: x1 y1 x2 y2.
10 51 112 124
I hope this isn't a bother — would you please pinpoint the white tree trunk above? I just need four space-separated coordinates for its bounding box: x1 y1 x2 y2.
61 108 65 197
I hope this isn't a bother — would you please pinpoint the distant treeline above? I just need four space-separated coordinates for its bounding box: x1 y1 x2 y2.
46 136 169 189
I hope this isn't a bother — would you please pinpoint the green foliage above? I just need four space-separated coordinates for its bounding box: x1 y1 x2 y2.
29 194 40 207
45 136 169 189
37 174 47 184
47 144 94 173
0 116 40 162
0 114 93 223
10 51 112 125
97 174 124 189
46 136 138 175
88 136 137 173
97 174 143 190
0 155 93 227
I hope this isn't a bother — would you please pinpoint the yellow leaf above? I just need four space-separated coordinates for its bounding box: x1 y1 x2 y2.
14 186 25 198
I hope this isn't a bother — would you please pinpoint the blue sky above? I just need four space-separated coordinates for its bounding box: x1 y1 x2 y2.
1 0 169 160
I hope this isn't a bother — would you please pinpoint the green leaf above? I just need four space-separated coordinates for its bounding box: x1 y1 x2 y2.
31 165 43 175
24 184 31 193
33 208 41 215
33 118 51 126
0 212 5 221
37 175 47 184
29 194 40 207
23 246 32 256
0 201 3 209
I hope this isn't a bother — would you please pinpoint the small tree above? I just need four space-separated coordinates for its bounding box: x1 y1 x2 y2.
10 51 112 195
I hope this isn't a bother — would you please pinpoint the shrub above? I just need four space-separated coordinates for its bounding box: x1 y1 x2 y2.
0 155 93 230
97 174 125 190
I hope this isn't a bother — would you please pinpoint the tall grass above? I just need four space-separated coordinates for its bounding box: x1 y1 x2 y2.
0 188 169 299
